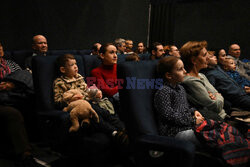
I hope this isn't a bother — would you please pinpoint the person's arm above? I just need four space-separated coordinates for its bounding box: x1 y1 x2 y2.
154 87 195 126
91 69 118 97
53 78 67 109
183 78 224 114
0 81 15 91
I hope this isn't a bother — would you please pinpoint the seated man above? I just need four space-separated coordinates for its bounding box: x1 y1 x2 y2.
227 44 250 80
114 38 126 55
150 42 165 60
24 35 48 73
124 39 134 54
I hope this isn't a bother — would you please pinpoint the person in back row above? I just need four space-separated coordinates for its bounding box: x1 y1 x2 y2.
180 41 227 121
150 42 165 60
135 42 147 54
124 39 133 54
91 42 102 56
164 45 181 58
227 44 250 80
114 38 126 55
24 35 48 73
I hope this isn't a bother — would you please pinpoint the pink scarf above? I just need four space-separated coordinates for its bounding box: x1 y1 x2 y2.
0 58 11 79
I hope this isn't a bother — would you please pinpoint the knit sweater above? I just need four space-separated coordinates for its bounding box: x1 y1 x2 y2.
154 83 196 137
182 73 226 121
91 64 118 97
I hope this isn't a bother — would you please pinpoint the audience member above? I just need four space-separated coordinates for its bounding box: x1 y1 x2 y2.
180 41 227 121
0 42 22 80
125 53 140 62
24 35 48 73
164 45 180 58
150 42 165 60
154 56 203 145
201 52 250 111
114 38 126 55
0 106 44 167
154 57 250 166
53 54 128 145
91 43 120 100
124 39 133 54
221 57 250 93
91 42 102 56
135 42 147 54
228 44 250 80
217 49 227 66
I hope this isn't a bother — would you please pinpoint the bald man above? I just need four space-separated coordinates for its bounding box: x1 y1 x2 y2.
228 44 250 80
25 35 48 73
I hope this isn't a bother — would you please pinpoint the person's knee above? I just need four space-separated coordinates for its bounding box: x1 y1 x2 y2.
0 106 24 122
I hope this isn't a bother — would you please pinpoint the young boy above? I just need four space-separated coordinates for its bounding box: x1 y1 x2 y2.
53 54 128 145
222 57 250 93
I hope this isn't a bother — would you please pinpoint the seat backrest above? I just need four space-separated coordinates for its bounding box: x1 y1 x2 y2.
32 55 85 111
11 50 33 69
47 50 78 56
139 53 151 60
81 54 102 77
117 60 161 139
78 49 92 55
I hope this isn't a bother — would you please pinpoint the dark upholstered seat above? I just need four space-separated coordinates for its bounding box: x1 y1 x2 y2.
32 55 115 165
117 60 195 167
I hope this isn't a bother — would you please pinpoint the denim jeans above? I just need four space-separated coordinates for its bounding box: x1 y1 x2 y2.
175 129 201 146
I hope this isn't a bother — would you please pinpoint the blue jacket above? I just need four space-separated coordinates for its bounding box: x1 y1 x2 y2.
201 65 250 110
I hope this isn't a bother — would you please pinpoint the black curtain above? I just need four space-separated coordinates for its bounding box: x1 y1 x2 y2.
149 0 176 46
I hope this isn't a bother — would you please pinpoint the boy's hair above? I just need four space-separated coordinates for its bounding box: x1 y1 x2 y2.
56 54 75 70
222 56 234 71
157 56 179 79
125 53 140 62
180 40 207 73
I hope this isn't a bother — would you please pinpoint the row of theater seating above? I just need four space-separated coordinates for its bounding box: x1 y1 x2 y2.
5 49 151 71
29 53 224 166
4 49 91 69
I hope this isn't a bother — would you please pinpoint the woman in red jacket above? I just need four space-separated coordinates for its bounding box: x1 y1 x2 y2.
91 43 120 101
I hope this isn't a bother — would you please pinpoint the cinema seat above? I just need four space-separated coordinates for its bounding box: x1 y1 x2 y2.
32 55 115 165
117 60 195 167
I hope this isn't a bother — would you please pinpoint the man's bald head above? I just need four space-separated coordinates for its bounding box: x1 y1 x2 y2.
228 44 241 59
32 35 48 55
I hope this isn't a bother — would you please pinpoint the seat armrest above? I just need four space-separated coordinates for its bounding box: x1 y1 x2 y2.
134 134 195 167
136 134 195 154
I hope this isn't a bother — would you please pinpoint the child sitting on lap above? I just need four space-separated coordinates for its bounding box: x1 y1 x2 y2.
53 54 128 145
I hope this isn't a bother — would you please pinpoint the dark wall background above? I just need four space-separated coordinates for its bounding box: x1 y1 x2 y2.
0 0 150 50
149 0 249 59
1 0 249 59
174 0 250 59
